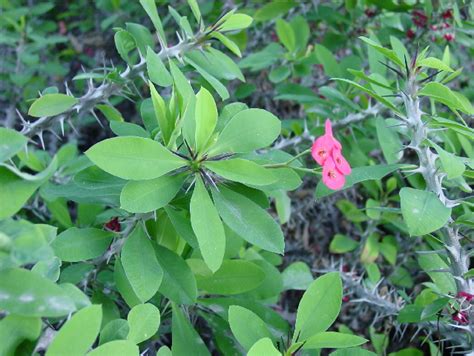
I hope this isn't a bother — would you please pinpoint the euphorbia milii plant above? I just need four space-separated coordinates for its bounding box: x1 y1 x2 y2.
312 119 351 190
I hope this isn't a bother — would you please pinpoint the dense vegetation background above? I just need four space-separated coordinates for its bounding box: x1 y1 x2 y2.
0 0 473 355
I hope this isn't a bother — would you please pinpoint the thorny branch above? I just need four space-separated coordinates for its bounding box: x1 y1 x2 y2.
273 102 385 150
403 72 473 351
19 32 208 140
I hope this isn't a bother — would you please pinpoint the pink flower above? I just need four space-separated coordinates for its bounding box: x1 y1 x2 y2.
452 311 469 324
322 157 346 190
332 149 352 175
458 291 474 302
312 119 351 191
311 120 341 165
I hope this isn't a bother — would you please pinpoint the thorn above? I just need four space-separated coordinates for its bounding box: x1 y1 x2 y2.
379 60 404 78
403 55 410 78
37 131 45 150
68 119 79 135
91 110 104 128
411 45 419 69
48 129 62 141
419 70 442 84
16 109 27 124
59 117 65 136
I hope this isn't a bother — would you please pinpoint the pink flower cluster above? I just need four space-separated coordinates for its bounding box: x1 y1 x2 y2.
311 119 351 190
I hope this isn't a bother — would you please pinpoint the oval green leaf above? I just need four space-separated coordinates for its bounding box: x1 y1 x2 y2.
85 136 186 180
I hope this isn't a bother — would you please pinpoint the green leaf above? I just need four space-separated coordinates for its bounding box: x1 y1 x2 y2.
432 143 465 179
315 44 342 78
126 23 153 56
0 268 76 317
154 244 198 305
419 82 474 115
114 30 136 64
0 315 42 356
209 108 281 155
121 225 163 302
185 57 230 101
110 121 149 138
139 0 166 45
149 81 172 144
46 305 102 356
114 258 142 308
187 0 201 22
228 305 273 351
333 78 401 113
254 1 296 22
269 66 291 83
0 128 27 162
172 303 211 356
205 159 276 186
400 188 451 236
0 168 42 219
127 303 161 344
329 234 359 254
211 32 241 57
281 262 313 291
195 87 218 152
99 319 129 345
169 61 194 103
293 272 342 342
219 13 253 32
331 348 376 356
376 118 403 164
248 338 281 356
359 36 403 68
120 174 185 213
304 332 367 349
51 227 114 262
85 137 186 180
194 260 265 295
315 164 406 198
190 177 226 272
389 36 409 66
88 340 139 356
275 19 295 52
28 94 78 117
96 104 124 122
418 57 453 72
147 47 172 87
212 186 284 254
418 253 456 294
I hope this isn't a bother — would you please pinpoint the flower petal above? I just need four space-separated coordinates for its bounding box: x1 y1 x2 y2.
322 157 346 190
311 136 333 165
332 149 352 175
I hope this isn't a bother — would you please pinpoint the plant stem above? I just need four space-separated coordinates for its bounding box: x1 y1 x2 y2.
403 73 473 349
20 32 208 139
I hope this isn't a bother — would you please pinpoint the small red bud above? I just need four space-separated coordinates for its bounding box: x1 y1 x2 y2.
443 22 451 29
442 9 453 20
406 29 416 39
105 217 121 232
444 33 455 42
458 291 474 302
412 10 428 28
430 24 438 31
452 311 469 324
364 9 376 18
342 296 350 303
